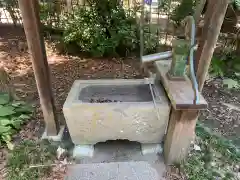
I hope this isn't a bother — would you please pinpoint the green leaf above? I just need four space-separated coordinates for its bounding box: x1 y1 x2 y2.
11 120 22 129
6 142 14 150
2 133 11 141
11 101 25 107
0 106 15 117
0 125 11 133
233 64 240 71
235 0 240 10
0 118 12 126
223 78 240 89
0 93 10 105
15 105 33 113
235 72 240 77
1 134 13 149
19 114 31 120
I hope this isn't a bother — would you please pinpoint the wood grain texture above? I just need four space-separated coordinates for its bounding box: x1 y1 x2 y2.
164 109 199 164
18 0 60 135
196 0 229 91
155 60 207 110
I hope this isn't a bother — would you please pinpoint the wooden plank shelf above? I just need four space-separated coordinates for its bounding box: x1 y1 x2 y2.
155 60 208 110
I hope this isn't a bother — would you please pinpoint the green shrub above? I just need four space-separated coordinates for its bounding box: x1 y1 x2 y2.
142 27 159 54
171 0 196 26
62 0 139 57
233 0 240 10
209 57 226 77
0 93 32 149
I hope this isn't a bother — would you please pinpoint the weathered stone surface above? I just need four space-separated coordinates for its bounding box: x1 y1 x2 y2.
65 161 164 180
63 79 170 145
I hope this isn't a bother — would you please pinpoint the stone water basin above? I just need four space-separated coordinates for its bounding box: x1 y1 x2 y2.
63 79 170 145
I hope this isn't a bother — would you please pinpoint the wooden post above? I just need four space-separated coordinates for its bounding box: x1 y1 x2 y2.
164 0 229 164
164 110 199 164
18 0 60 135
194 0 214 72
197 0 229 91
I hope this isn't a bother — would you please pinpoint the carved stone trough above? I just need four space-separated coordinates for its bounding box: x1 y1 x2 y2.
63 79 170 147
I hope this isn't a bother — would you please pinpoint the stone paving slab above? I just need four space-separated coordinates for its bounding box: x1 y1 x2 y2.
65 161 165 180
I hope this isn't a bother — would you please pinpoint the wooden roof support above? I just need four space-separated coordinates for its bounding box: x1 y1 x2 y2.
164 0 229 164
18 0 60 135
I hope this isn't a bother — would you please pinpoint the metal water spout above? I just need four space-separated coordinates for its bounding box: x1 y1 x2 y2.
141 16 200 105
141 51 172 64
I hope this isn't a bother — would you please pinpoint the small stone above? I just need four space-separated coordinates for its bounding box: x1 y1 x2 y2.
193 144 201 151
57 146 66 159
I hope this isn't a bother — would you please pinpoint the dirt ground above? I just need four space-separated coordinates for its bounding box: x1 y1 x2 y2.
0 25 239 180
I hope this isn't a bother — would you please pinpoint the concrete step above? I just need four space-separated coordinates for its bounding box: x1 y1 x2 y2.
65 161 165 180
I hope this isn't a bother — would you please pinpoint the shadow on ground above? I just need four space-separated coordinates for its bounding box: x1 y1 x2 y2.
0 24 144 140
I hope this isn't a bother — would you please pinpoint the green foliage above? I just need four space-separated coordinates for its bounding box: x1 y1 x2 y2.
233 0 240 10
62 0 158 57
183 123 240 180
0 93 32 149
223 78 240 89
142 26 159 54
39 3 52 23
158 0 172 13
171 0 196 26
209 57 226 77
63 0 139 57
39 1 61 28
210 54 240 77
7 140 57 180
0 0 18 8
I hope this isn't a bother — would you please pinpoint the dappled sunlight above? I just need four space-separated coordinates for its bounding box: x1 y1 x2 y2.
0 23 143 115
0 7 22 25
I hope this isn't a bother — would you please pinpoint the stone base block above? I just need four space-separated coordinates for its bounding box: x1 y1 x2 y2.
41 126 65 142
73 144 94 158
141 143 163 155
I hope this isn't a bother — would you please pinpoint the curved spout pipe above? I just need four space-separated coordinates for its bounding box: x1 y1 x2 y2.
188 16 200 104
141 51 172 64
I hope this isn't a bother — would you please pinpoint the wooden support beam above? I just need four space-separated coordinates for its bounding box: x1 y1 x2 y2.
195 0 214 72
196 0 229 91
164 0 229 165
164 110 199 164
18 0 60 135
